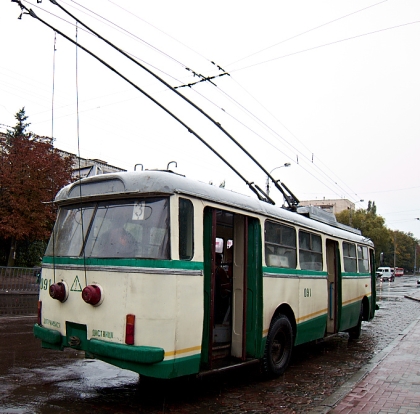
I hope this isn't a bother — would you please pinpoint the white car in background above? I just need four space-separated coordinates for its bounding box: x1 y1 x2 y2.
376 267 395 282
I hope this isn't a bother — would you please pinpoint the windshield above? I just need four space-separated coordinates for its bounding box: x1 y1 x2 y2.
45 197 170 260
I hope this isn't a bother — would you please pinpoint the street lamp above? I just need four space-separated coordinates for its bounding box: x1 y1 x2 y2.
414 218 419 275
349 200 364 226
266 163 291 196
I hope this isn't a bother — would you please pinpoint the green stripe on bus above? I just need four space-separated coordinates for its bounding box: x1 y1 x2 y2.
89 339 164 364
34 323 200 378
98 353 202 379
294 313 327 345
34 324 62 345
43 256 204 270
340 300 362 331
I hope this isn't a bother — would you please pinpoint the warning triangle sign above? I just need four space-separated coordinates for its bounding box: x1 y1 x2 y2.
71 275 83 292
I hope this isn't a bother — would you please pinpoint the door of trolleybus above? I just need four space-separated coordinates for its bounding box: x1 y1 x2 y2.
201 208 262 370
326 239 342 334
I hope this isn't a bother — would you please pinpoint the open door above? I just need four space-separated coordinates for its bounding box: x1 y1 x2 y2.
202 208 257 369
369 248 376 319
326 239 342 334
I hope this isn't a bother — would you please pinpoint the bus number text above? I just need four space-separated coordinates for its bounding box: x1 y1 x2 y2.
303 288 312 298
40 278 52 291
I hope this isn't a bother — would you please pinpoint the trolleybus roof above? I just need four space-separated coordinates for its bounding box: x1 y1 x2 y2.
57 170 371 245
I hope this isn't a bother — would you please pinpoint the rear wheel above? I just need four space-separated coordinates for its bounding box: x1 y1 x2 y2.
263 314 293 376
348 302 363 340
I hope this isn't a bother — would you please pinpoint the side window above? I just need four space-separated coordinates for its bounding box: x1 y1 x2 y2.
265 221 297 268
357 245 369 273
299 231 323 271
343 242 357 272
179 198 194 260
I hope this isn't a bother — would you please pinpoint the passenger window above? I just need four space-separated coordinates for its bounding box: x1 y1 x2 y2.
299 231 323 271
179 198 194 260
265 221 297 268
357 245 369 273
343 242 357 273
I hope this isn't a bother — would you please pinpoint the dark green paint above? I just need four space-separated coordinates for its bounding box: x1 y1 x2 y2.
336 244 342 331
33 323 198 379
294 313 328 345
43 256 204 271
200 207 213 366
34 324 62 345
340 300 362 331
246 218 264 358
89 339 164 364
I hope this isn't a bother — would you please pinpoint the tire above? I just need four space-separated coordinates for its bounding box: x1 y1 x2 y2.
348 302 363 340
263 314 293 376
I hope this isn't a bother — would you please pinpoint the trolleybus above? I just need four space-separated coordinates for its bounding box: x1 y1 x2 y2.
34 170 376 378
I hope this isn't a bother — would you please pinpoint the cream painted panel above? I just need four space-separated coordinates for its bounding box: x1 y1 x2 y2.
262 277 300 334
298 278 328 324
173 275 204 357
40 268 204 354
341 277 371 306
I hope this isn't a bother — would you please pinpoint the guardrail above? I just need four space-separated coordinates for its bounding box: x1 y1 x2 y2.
0 266 40 294
0 267 40 316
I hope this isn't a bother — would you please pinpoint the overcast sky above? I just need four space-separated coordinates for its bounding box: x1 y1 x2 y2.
1 0 419 240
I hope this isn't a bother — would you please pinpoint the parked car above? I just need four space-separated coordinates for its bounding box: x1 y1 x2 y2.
376 266 395 282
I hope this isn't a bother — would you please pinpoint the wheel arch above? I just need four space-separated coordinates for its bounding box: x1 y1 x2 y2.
362 295 370 321
270 303 297 344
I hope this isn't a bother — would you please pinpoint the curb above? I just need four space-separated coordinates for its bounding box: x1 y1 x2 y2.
309 306 420 413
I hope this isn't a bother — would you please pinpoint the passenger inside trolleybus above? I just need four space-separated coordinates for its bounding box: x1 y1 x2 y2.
97 226 137 257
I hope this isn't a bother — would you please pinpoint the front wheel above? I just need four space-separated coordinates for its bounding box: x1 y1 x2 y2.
262 314 293 376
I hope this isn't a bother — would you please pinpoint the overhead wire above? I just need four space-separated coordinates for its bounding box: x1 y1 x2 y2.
227 20 420 74
227 0 389 67
14 1 263 200
43 0 298 205
227 76 363 201
21 0 183 84
105 0 210 62
78 1 378 200
15 0 408 204
67 0 187 69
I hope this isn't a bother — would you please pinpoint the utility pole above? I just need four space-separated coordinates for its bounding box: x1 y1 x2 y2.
393 233 396 270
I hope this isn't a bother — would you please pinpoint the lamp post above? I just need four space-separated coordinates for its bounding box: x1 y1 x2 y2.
415 218 419 275
266 163 291 196
349 200 364 226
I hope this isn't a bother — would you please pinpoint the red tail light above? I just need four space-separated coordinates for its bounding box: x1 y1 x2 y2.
125 314 135 345
49 281 68 302
37 300 42 325
82 284 103 306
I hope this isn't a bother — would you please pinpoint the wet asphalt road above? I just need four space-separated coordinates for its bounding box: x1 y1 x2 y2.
1 276 420 413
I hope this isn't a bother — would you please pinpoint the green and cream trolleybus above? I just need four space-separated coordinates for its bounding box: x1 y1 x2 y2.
34 170 376 378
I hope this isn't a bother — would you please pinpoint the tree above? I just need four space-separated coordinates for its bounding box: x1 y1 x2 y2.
0 108 73 266
391 230 419 271
336 201 419 271
336 203 391 267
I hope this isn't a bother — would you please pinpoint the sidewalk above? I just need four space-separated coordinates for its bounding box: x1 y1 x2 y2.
311 289 420 414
